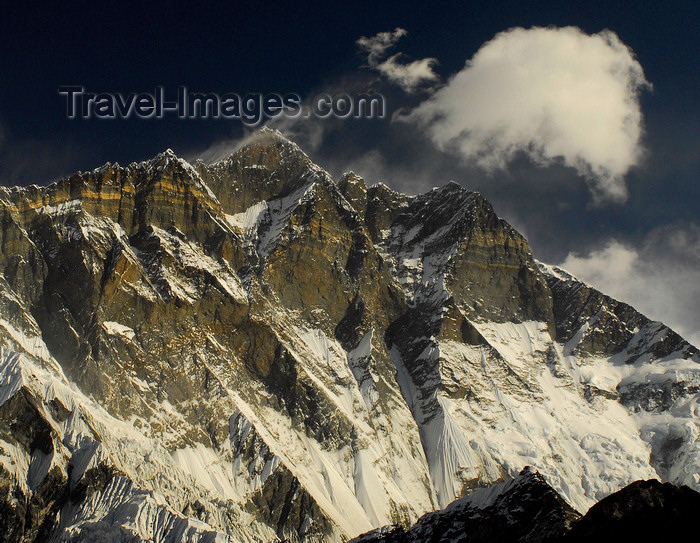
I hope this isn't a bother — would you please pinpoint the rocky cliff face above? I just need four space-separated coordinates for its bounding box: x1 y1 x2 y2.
0 128 698 542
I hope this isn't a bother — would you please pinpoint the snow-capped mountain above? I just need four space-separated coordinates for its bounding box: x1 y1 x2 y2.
0 128 697 542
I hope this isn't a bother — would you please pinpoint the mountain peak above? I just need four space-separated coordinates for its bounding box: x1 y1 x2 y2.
1 132 699 543
211 126 306 165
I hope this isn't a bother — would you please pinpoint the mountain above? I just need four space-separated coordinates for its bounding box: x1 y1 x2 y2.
563 477 700 541
351 467 700 542
351 466 580 542
0 127 698 542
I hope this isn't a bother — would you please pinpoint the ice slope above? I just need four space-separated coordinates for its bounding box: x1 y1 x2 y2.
540 263 700 490
379 187 698 512
215 314 438 536
454 321 657 511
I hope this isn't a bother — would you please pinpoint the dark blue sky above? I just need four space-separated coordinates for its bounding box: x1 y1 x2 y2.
0 1 696 173
1 0 698 341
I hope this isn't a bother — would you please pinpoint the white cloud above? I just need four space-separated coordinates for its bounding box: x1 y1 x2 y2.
357 28 439 93
559 225 700 347
560 241 638 294
403 26 651 202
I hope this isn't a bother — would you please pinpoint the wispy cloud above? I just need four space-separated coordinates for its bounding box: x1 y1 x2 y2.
357 28 439 93
402 26 651 203
356 28 408 66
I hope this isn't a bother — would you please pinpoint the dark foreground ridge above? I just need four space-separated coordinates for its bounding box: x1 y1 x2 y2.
352 468 700 543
